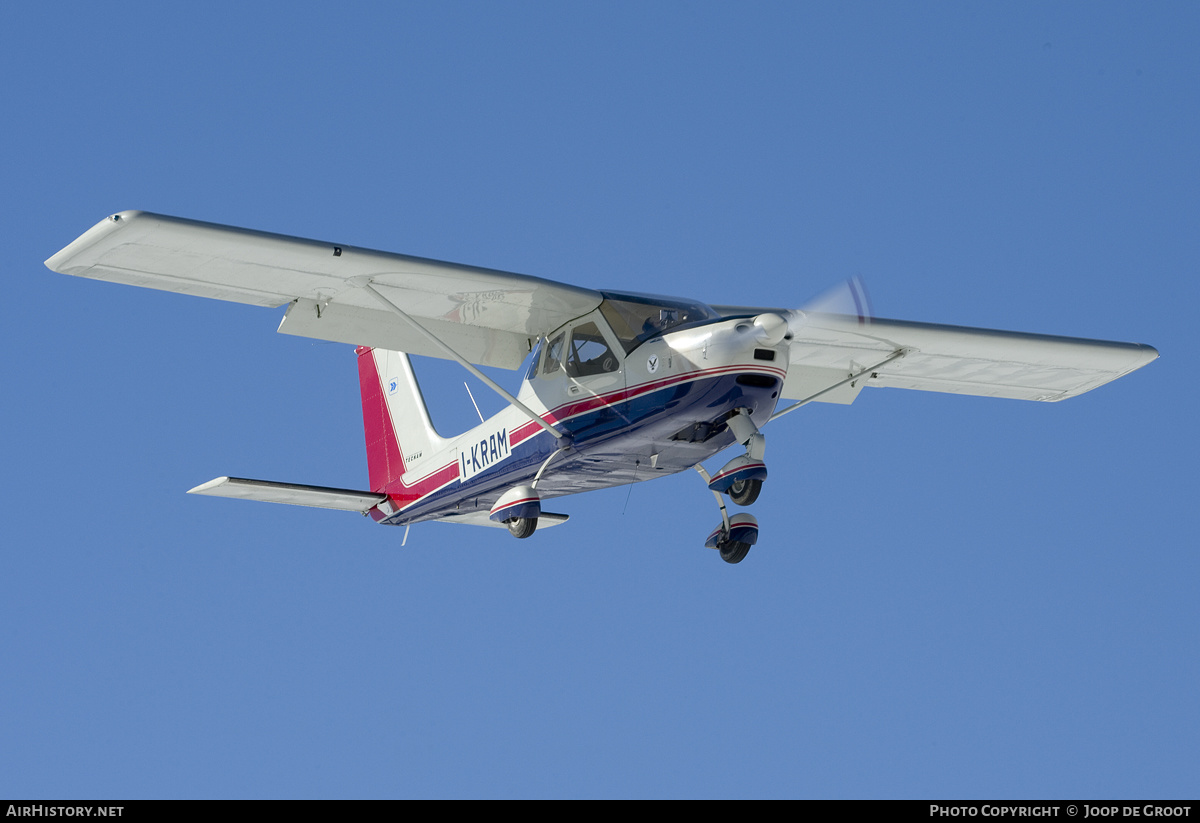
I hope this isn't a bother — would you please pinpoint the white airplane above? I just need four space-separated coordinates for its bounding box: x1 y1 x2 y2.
47 211 1158 563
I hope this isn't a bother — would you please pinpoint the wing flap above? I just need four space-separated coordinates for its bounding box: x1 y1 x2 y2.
188 476 385 512
47 211 603 368
781 364 865 405
278 298 534 369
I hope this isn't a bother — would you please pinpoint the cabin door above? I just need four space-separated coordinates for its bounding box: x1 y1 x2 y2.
535 311 627 440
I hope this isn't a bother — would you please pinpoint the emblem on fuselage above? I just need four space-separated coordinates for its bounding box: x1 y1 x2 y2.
646 354 660 374
458 426 511 482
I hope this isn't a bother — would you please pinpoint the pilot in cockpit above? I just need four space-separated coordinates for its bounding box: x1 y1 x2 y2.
641 307 680 339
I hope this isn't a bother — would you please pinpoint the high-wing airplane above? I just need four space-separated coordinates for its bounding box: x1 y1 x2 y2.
47 211 1158 563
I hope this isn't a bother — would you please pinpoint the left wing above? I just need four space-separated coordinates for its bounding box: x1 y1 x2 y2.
47 211 602 369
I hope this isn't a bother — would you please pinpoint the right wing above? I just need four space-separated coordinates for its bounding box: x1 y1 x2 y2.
792 313 1157 403
715 306 1157 404
46 211 603 369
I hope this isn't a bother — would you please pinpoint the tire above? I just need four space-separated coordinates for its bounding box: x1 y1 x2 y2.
719 540 751 564
506 517 537 539
728 477 762 506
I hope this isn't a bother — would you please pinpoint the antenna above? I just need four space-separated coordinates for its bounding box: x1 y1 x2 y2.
464 382 485 423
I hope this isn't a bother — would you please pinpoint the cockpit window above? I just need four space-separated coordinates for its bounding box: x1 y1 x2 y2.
564 322 618 377
598 291 720 354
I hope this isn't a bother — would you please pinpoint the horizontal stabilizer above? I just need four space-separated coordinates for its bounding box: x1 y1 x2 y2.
188 476 385 512
434 510 571 529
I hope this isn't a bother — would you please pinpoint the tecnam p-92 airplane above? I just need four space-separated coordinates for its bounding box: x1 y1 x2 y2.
47 212 1157 563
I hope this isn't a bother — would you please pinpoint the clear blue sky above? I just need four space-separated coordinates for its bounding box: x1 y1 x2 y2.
2 1 1196 799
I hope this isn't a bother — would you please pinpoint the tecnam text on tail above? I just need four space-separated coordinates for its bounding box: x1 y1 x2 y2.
47 211 1157 563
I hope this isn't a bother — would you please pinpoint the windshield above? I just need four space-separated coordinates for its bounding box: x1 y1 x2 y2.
598 291 720 354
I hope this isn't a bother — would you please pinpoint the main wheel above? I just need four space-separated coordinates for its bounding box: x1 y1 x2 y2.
507 517 537 539
719 540 751 564
728 477 762 506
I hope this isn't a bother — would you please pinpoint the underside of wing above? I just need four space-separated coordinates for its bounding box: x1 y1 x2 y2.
711 304 1157 404
46 211 603 368
785 313 1157 403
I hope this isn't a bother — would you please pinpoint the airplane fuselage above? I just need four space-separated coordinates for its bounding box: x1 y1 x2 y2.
369 310 788 527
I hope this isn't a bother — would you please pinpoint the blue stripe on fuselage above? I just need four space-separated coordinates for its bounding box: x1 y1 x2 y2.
382 369 780 525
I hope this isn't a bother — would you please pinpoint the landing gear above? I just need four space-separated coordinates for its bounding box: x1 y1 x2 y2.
705 409 768 507
506 517 537 539
719 539 751 564
728 477 762 507
707 454 767 506
704 512 759 564
695 408 771 563
491 484 541 538
697 462 761 564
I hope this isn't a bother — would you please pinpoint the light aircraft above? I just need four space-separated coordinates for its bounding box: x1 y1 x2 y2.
47 211 1158 563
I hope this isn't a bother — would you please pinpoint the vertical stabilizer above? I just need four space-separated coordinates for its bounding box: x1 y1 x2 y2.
356 347 449 491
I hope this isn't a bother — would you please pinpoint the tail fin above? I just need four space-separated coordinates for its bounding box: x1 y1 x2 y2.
356 347 449 491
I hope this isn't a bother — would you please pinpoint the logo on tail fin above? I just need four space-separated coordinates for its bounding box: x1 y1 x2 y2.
357 347 449 492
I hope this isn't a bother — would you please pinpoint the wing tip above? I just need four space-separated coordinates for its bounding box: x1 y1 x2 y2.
46 209 146 274
187 476 233 495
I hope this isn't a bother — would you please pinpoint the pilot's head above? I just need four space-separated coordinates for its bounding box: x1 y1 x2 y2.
643 308 680 335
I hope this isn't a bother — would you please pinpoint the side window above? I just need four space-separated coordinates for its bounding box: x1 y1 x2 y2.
541 332 566 377
565 322 618 378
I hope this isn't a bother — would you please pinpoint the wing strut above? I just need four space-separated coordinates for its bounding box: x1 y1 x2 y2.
352 278 567 441
769 349 909 422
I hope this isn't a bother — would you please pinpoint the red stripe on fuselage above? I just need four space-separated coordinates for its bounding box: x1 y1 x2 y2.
382 461 461 509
